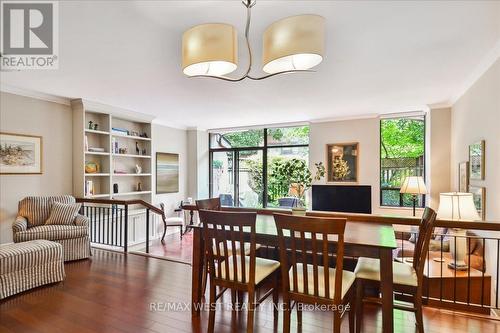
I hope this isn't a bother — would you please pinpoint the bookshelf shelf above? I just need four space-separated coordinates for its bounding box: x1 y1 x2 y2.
112 191 152 197
112 153 151 159
72 99 153 203
85 129 109 135
85 193 110 198
112 134 151 141
85 151 109 156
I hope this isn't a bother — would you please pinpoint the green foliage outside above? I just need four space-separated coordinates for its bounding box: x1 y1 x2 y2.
246 157 319 207
219 126 310 149
380 118 424 159
212 160 223 169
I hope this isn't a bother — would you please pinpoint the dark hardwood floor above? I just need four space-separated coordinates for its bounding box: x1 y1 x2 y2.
1 249 499 333
137 231 193 264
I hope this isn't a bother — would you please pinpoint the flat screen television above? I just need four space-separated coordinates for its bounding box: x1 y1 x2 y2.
312 185 372 214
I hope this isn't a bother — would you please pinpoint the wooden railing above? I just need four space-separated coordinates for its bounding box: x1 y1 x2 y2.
76 198 165 253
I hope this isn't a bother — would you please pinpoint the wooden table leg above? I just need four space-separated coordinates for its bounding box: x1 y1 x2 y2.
183 210 195 235
380 248 394 333
191 227 204 315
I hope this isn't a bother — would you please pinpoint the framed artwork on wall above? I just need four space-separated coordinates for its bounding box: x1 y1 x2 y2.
469 185 485 220
458 161 469 192
0 132 43 174
156 152 179 194
469 140 485 180
326 142 359 183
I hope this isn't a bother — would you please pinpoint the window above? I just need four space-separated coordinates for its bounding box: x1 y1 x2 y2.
380 116 425 207
209 126 309 208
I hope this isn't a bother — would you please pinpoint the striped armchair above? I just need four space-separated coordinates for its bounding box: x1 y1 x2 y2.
13 195 91 261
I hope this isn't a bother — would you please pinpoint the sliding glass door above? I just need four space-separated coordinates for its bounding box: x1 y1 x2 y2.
211 151 235 206
209 126 309 208
237 150 263 208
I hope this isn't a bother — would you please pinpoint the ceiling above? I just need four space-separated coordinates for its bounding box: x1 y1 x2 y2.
1 0 499 129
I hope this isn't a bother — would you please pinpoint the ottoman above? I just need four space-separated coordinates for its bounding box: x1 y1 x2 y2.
0 240 65 299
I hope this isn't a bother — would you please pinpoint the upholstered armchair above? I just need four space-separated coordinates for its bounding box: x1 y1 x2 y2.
12 195 91 261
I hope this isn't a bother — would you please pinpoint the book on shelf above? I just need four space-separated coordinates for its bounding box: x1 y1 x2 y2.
85 180 94 197
111 137 118 153
111 128 129 136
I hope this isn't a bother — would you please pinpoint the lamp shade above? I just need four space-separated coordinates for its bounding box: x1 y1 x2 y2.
400 176 427 195
182 23 238 76
437 192 480 221
262 15 325 74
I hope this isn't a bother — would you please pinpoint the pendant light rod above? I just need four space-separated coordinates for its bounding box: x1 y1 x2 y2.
188 0 314 82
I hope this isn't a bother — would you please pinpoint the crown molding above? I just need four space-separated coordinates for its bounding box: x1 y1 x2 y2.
208 120 309 133
152 118 188 130
0 83 71 105
449 38 500 105
309 113 379 124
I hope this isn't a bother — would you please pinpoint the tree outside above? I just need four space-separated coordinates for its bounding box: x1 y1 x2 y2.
380 117 425 206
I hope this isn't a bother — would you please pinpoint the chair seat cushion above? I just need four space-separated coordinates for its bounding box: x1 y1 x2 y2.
165 217 184 225
212 241 261 256
217 255 280 284
354 257 418 287
14 225 89 242
289 263 355 299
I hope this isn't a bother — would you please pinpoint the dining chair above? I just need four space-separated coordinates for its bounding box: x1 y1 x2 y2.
274 213 356 333
159 203 184 243
199 209 280 333
196 197 260 301
354 207 437 333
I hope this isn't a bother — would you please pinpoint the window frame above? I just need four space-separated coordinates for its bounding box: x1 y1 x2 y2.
209 127 309 208
379 116 426 208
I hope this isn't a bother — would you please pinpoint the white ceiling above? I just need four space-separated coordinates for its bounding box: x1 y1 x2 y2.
1 0 499 129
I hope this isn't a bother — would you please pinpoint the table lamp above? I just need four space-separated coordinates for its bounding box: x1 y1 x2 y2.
400 176 427 216
437 192 480 270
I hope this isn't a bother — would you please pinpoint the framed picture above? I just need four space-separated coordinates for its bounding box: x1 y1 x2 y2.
469 185 485 220
156 152 179 194
0 132 43 174
458 161 469 192
469 140 485 180
326 142 359 183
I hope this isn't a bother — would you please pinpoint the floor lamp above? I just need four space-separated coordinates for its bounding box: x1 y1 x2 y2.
400 176 427 216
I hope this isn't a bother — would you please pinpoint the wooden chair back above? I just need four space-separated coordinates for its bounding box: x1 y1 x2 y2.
412 207 437 279
196 197 221 211
273 213 347 304
199 210 257 285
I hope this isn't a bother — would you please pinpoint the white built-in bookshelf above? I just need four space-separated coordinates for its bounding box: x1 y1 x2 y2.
71 99 154 203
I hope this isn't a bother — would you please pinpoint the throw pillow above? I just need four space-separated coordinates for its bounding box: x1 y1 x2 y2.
45 202 82 225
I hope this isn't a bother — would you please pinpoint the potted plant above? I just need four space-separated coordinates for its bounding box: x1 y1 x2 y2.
275 159 325 215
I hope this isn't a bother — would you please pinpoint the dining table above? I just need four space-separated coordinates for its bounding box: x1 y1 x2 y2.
190 212 398 333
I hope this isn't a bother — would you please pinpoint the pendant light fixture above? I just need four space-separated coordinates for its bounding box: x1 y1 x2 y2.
181 0 325 81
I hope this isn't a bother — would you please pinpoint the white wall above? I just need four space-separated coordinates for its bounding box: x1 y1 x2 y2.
451 58 500 222
450 58 500 299
0 92 73 244
309 111 451 216
186 128 209 201
151 123 188 214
